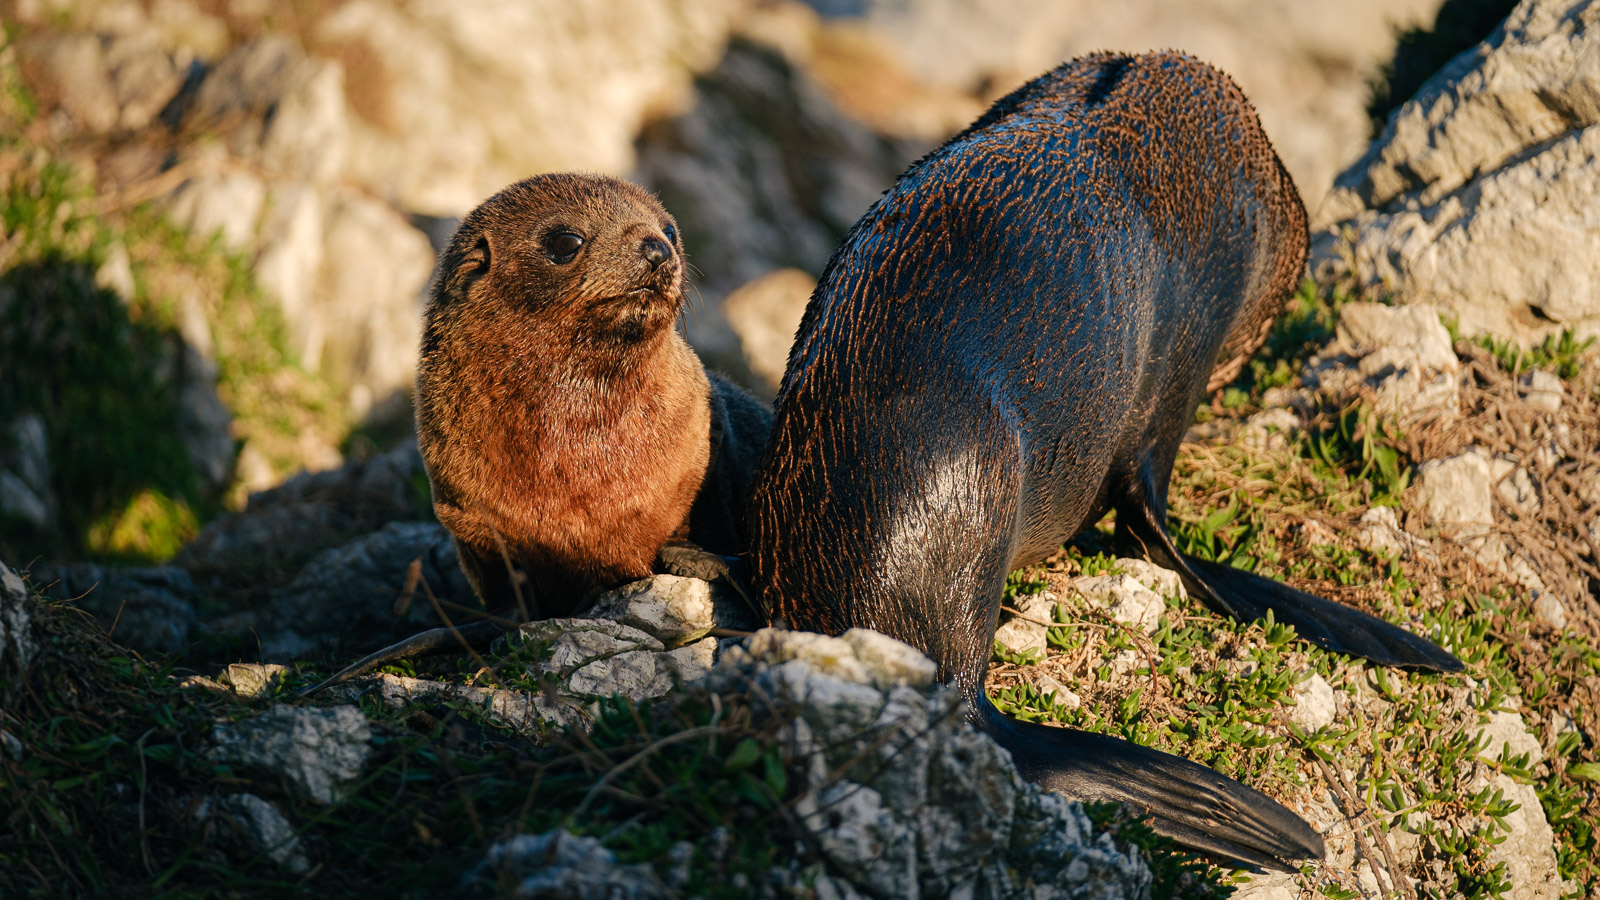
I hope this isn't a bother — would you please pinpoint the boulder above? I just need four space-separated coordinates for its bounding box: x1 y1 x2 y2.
1304 302 1461 422
208 705 373 805
1314 0 1600 345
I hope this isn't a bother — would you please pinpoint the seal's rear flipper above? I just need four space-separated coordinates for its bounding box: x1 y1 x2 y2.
1118 494 1463 673
977 695 1324 870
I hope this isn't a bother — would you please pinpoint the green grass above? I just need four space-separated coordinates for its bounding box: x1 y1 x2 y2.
0 37 347 563
987 279 1597 898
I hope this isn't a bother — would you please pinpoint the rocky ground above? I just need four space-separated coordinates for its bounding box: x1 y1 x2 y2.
3 0 1599 897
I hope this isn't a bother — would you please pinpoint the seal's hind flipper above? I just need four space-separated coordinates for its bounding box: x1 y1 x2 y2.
1118 494 1463 673
977 695 1324 870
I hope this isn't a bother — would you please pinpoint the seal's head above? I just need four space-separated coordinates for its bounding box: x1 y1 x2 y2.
432 172 686 345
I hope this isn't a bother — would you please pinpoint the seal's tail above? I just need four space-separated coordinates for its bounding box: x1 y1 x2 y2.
975 693 1325 870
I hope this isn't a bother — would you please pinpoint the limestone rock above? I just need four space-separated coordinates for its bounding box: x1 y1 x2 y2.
471 831 668 899
0 560 37 675
1307 302 1460 421
1476 773 1568 899
717 627 1151 897
1110 558 1187 601
587 574 743 647
16 32 121 135
994 593 1058 655
1356 505 1435 561
316 0 742 216
1520 369 1565 413
1477 708 1545 765
1241 407 1302 453
1314 0 1600 345
1071 573 1166 635
1289 672 1338 732
199 793 312 874
209 705 372 805
1415 448 1496 540
1490 456 1541 518
1413 447 1550 596
218 663 291 700
327 672 573 732
497 619 719 707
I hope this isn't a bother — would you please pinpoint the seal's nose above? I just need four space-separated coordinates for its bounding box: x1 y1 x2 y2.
641 237 673 269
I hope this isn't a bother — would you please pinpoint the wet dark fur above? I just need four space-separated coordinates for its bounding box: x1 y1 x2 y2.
749 52 1459 867
417 173 771 618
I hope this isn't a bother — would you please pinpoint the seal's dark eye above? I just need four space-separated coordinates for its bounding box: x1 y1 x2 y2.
545 231 584 262
663 224 678 244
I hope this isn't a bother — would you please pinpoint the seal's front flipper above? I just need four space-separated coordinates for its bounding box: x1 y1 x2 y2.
655 541 764 623
1117 493 1463 673
977 695 1324 870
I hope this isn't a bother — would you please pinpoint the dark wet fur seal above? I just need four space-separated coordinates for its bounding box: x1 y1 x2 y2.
749 52 1462 868
301 174 770 697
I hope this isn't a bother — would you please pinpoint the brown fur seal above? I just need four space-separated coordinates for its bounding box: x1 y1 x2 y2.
749 52 1460 868
299 175 770 698
415 173 770 618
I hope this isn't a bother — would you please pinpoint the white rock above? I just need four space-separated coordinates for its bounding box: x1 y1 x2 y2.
1532 594 1569 630
1414 449 1549 593
310 193 432 412
94 240 136 304
1289 672 1337 732
1071 574 1165 634
796 781 919 896
994 593 1058 655
1356 505 1434 560
315 0 743 216
1521 370 1565 414
1476 772 1567 900
334 672 572 732
475 830 667 898
840 628 939 689
201 793 312 874
1314 0 1600 346
218 663 290 699
168 170 268 252
1033 673 1081 709
1241 407 1302 452
1489 455 1541 518
1415 449 1495 540
1230 870 1303 900
209 705 372 805
1113 558 1187 600
16 32 119 134
1477 709 1544 765
0 561 37 673
587 574 718 646
1325 302 1460 420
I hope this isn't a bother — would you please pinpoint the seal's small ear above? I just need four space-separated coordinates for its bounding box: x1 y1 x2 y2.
447 234 491 295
